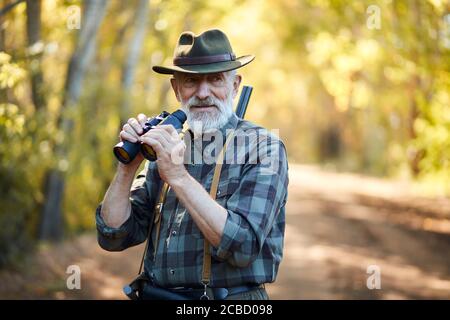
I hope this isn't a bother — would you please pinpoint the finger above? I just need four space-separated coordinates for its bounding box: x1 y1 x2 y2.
154 126 180 143
161 125 181 141
137 113 147 127
120 131 138 143
142 126 172 142
158 124 177 136
154 127 177 143
123 123 140 140
140 136 163 154
127 118 143 135
141 130 171 149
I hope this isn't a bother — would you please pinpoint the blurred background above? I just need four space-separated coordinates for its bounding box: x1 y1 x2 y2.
0 0 449 299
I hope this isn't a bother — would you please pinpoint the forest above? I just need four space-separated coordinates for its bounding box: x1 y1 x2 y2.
0 0 449 275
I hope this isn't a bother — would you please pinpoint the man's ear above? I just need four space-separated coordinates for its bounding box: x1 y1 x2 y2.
232 74 242 99
170 77 181 102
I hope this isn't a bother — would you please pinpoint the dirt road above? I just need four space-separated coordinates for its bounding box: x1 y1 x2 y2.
271 165 450 299
1 165 449 299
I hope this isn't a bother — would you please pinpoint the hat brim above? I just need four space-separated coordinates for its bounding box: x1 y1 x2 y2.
152 55 255 75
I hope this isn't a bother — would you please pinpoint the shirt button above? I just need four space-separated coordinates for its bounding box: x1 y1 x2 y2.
170 269 175 275
171 230 177 236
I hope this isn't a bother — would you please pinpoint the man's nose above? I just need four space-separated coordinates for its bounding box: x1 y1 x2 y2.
195 79 210 100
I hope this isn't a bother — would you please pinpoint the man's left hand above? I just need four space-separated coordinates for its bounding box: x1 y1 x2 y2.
140 125 188 185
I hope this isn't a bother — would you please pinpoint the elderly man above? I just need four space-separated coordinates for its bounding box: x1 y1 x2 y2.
96 29 288 300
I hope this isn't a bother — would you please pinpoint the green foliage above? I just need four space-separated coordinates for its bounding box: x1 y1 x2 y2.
0 53 53 266
0 0 449 266
0 103 35 267
413 76 450 195
0 52 32 266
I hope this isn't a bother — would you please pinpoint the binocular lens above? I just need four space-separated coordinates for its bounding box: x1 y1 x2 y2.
141 144 157 161
114 146 131 164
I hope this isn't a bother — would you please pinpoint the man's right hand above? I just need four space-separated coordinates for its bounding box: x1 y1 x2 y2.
119 113 148 143
117 113 148 169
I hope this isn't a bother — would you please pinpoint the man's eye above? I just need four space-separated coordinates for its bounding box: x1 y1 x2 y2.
210 76 222 82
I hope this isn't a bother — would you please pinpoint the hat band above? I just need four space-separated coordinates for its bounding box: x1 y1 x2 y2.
173 53 236 66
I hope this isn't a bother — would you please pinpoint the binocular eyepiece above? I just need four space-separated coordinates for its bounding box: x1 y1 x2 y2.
113 109 187 164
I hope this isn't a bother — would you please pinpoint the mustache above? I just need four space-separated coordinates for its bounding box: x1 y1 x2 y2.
185 96 221 109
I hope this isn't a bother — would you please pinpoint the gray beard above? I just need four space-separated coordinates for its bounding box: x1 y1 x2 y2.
181 94 234 134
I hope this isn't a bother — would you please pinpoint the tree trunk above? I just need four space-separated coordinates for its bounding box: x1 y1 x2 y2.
26 0 46 111
39 0 108 241
408 0 425 176
120 0 149 124
0 1 7 51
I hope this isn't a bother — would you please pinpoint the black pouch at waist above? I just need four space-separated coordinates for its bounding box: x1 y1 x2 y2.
141 284 192 300
123 274 193 300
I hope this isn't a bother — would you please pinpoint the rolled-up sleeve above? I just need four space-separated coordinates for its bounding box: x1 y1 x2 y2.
212 133 289 267
96 161 161 251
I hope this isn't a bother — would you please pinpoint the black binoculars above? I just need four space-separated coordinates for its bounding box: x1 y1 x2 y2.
113 109 187 164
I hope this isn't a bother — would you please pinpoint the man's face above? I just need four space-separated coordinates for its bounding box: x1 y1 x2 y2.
171 71 241 132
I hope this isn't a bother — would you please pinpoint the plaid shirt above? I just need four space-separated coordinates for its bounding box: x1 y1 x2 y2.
96 113 289 288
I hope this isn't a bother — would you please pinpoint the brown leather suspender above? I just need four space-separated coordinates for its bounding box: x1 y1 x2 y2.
200 131 235 290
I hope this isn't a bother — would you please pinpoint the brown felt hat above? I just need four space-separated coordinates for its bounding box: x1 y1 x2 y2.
152 29 254 75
